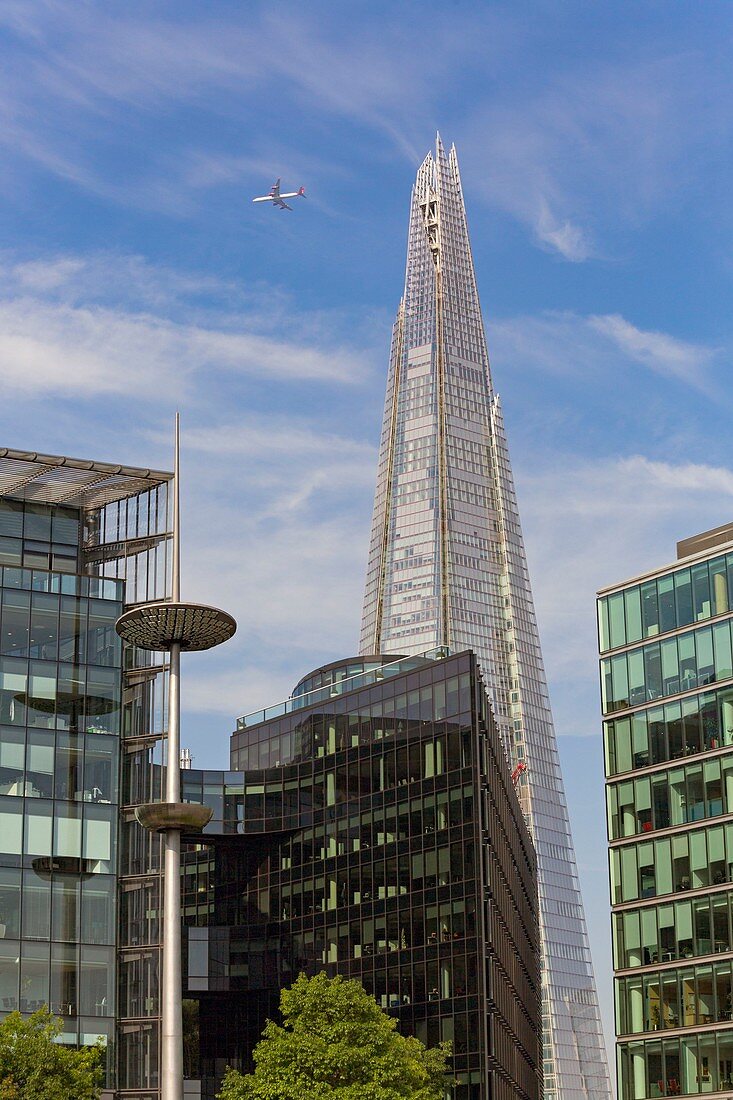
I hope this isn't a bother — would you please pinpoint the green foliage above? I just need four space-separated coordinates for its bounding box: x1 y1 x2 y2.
0 1008 104 1100
218 972 451 1100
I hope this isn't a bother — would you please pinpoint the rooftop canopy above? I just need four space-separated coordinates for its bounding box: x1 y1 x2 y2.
0 447 172 511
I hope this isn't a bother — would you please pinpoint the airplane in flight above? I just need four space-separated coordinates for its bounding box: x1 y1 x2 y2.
252 179 306 211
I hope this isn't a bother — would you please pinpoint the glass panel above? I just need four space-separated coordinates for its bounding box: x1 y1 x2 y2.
711 557 729 615
697 628 715 686
642 580 660 638
625 587 643 644
609 593 626 649
615 717 632 772
644 645 662 702
658 576 675 634
20 941 49 1011
661 639 679 697
714 622 733 681
628 650 646 707
0 868 21 938
675 569 694 628
24 799 52 855
631 714 649 769
693 562 712 622
599 598 610 651
679 633 697 692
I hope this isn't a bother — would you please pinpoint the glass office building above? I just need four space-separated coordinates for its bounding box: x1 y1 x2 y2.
0 449 172 1098
600 523 733 1098
360 135 610 1098
177 650 542 1100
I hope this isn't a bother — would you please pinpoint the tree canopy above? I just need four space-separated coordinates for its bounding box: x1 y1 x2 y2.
218 972 450 1100
0 1008 104 1100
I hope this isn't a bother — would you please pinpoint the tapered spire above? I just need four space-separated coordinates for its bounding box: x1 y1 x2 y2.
360 139 611 1100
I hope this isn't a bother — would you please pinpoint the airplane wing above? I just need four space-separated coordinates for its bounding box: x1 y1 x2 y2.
270 178 281 199
275 199 293 211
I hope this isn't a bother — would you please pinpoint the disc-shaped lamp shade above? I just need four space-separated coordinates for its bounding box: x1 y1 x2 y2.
135 802 213 833
116 602 236 652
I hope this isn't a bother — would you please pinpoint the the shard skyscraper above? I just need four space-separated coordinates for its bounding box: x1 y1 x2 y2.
360 136 611 1100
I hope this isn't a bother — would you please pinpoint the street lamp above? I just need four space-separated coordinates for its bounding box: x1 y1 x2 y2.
116 414 236 1100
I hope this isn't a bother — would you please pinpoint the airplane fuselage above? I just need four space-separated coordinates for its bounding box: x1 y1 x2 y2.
252 182 306 210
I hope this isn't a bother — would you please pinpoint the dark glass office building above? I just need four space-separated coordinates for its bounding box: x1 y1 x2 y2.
177 650 542 1100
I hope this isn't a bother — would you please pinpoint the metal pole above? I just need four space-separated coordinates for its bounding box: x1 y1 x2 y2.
171 412 181 605
161 413 183 1100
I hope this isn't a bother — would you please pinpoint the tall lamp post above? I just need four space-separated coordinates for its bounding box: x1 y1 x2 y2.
116 415 236 1100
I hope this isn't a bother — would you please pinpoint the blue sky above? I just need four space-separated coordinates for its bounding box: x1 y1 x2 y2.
2 0 733 1065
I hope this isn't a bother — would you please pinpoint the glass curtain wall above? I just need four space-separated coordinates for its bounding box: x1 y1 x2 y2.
0 499 121 1084
182 652 542 1100
601 542 733 1099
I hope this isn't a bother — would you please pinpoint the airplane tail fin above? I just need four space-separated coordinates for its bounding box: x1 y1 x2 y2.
297 186 306 197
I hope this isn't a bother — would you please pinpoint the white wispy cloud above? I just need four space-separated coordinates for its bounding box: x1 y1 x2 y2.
0 298 364 396
535 198 594 262
1 4 727 262
461 50 728 260
490 309 720 396
588 313 718 392
0 4 471 202
518 452 733 737
0 252 374 399
176 420 377 719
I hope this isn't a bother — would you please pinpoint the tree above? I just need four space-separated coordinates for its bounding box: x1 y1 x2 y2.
0 1008 104 1100
218 972 451 1100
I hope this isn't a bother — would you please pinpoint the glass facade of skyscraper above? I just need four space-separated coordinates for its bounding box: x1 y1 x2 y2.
0 450 172 1098
600 528 733 1098
360 135 610 1098
177 650 542 1100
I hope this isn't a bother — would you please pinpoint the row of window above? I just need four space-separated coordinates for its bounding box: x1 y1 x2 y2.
186 919 479 998
0 588 121 666
235 673 473 761
277 789 473 866
0 939 114 1020
0 566 120 601
187 739 473 826
0 727 117 803
115 1013 482 1095
610 822 733 904
604 687 733 776
616 958 733 1035
617 1028 733 1099
0 500 80 545
601 620 733 715
0 657 120 732
234 713 473 771
613 894 733 971
274 846 473 919
0 537 78 575
291 659 387 699
237 655 468 729
0 795 115 873
0 868 115 945
599 553 733 652
606 753 733 839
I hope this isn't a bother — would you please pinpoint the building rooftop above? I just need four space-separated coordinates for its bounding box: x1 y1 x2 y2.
676 521 733 561
598 520 733 597
0 446 173 511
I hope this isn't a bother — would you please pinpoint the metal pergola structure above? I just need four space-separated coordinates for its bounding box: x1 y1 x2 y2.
0 447 172 510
